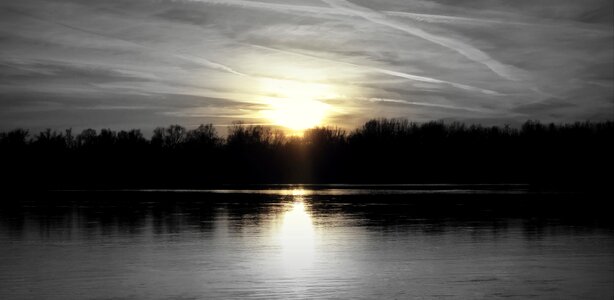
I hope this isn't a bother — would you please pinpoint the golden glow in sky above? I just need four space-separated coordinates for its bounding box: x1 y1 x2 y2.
259 78 336 132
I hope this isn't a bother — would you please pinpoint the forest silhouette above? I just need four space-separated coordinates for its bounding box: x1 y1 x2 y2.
1 119 612 191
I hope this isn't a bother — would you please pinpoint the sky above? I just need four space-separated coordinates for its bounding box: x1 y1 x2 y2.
1 0 613 133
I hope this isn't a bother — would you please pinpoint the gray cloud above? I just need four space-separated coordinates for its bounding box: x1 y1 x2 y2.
155 8 211 26
0 59 154 84
0 0 612 132
512 99 576 115
321 0 525 81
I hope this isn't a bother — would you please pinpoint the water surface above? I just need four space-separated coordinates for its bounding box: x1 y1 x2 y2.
1 188 612 299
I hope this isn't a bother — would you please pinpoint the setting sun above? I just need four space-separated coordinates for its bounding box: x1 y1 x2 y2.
259 78 334 131
264 99 328 131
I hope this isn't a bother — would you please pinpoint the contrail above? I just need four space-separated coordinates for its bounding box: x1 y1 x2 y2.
364 97 490 113
320 0 524 81
385 10 610 34
186 0 349 16
174 55 246 76
384 11 532 26
372 69 501 96
7 6 501 95
6 8 246 77
188 0 524 81
245 43 502 96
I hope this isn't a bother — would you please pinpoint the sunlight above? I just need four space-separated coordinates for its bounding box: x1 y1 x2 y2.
263 99 328 131
259 78 334 131
288 188 308 197
277 199 316 270
276 187 311 197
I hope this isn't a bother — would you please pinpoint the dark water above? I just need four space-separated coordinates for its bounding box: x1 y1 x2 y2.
1 188 612 299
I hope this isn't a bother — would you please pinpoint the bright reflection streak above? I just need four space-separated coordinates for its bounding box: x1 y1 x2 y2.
289 188 308 197
277 197 315 271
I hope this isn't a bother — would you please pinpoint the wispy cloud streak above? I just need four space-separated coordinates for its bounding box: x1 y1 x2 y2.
365 97 490 113
384 11 530 26
0 0 611 130
187 0 348 16
246 44 501 95
6 7 246 77
320 0 524 81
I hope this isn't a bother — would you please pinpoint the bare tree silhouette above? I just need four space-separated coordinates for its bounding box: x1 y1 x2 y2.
0 120 612 191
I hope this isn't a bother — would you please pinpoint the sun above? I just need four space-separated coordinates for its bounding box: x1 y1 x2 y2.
264 99 328 131
260 79 334 132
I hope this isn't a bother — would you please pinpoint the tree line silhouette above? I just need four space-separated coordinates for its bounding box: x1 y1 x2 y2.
1 119 612 191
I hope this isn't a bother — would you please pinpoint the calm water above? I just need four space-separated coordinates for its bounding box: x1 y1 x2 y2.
1 188 612 299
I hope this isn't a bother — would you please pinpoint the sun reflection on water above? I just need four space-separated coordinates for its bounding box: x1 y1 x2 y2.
276 193 316 271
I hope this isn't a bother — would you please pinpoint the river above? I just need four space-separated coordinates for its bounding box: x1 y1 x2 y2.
1 187 612 299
